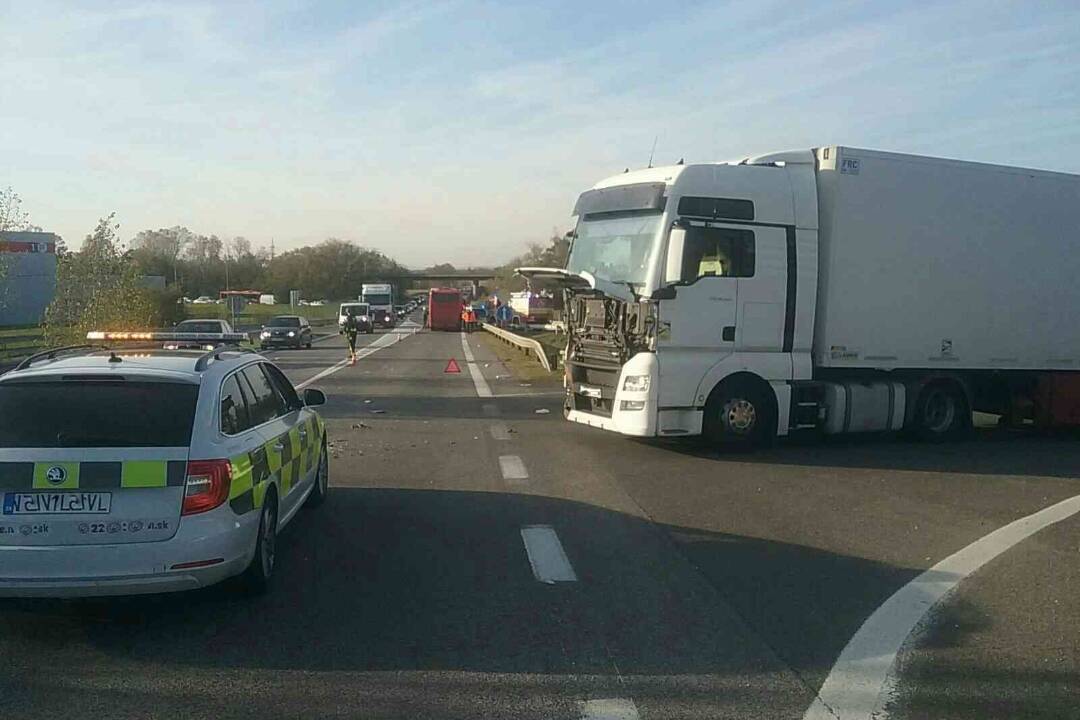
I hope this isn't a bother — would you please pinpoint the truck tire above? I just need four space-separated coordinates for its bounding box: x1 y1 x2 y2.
912 381 969 442
703 378 775 451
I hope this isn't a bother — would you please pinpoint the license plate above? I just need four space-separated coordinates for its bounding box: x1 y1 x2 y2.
3 492 112 515
578 384 602 399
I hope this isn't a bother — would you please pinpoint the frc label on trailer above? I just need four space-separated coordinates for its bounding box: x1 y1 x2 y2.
840 157 861 175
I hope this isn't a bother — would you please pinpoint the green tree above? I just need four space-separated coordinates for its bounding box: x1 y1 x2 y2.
44 214 157 346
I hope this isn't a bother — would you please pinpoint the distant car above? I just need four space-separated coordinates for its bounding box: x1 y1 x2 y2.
260 316 313 350
168 319 237 349
192 296 214 304
338 303 374 334
309 300 326 307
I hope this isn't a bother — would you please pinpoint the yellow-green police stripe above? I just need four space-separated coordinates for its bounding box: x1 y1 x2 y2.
226 414 325 516
0 461 186 491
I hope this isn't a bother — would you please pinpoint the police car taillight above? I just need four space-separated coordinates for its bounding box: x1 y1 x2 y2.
182 459 232 516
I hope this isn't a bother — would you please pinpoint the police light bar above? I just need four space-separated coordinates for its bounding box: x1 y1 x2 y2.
86 331 247 345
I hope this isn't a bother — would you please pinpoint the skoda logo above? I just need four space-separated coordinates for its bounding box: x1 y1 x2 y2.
45 466 67 485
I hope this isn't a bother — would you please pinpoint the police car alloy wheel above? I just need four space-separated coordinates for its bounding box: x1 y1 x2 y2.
242 494 277 593
305 440 329 508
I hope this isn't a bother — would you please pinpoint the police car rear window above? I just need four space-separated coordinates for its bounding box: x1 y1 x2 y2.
0 381 198 448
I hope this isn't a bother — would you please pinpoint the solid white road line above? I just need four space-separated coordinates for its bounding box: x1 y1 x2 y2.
578 698 640 720
804 492 1080 720
490 423 511 441
295 329 415 390
460 332 493 398
498 455 528 482
520 525 577 583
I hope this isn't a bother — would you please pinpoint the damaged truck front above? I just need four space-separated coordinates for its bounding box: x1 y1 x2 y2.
517 176 672 437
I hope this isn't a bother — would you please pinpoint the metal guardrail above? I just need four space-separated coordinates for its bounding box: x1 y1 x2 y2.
481 324 555 373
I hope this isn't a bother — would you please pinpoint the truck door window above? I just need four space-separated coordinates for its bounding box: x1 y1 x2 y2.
681 226 755 280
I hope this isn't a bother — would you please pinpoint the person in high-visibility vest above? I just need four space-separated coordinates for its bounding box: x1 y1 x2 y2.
342 311 360 362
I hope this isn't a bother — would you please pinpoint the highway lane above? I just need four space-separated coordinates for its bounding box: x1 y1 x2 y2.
0 314 1076 719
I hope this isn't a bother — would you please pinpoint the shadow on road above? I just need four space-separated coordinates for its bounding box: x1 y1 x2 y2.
643 427 1080 480
1 489 938 684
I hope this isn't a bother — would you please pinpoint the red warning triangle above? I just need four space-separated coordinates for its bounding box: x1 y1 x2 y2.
444 358 461 373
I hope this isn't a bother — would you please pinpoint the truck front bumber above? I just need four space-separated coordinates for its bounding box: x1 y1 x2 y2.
566 352 664 437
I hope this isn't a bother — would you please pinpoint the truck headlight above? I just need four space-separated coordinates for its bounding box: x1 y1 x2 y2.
287 331 296 337
622 375 650 392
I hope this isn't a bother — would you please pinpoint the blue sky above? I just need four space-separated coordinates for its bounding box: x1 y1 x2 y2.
2 0 1078 266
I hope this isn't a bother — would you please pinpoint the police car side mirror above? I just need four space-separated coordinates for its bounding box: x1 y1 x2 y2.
303 388 327 407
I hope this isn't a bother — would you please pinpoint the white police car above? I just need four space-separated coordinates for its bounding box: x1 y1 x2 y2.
0 331 329 597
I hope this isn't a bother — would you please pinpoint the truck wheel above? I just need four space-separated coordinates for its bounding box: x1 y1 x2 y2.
703 379 775 450
913 382 968 441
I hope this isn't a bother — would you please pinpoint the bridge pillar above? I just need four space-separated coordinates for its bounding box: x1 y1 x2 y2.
471 280 480 297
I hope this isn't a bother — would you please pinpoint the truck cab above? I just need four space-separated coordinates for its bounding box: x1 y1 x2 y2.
361 283 395 329
521 153 818 444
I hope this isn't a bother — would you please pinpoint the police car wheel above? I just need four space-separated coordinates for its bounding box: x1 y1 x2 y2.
305 441 329 508
241 494 278 593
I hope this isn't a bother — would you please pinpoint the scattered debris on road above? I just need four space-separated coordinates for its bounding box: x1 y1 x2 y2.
352 422 370 429
534 408 550 414
371 409 386 414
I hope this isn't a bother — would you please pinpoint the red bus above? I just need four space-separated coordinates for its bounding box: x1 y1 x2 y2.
427 288 462 331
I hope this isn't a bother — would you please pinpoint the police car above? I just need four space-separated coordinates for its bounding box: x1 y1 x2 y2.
0 331 329 597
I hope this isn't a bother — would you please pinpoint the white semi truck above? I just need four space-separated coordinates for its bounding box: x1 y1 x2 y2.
520 146 1080 446
361 283 395 328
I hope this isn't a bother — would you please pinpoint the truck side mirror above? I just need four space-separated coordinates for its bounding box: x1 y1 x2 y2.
665 225 686 284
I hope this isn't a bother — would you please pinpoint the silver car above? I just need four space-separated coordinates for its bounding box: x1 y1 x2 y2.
0 333 329 597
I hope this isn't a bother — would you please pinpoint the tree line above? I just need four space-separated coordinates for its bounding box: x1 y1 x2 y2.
129 227 408 301
2 185 572 340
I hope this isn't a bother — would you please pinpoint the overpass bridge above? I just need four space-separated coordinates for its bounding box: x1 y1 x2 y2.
388 272 497 297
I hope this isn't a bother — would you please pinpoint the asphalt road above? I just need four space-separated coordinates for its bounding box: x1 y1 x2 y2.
1 313 1077 719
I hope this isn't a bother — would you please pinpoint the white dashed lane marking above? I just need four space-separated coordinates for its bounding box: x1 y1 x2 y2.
460 332 493 398
498 455 528 482
520 525 577 583
578 698 640 720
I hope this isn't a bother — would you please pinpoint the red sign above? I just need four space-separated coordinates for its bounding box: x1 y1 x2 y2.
444 358 461 374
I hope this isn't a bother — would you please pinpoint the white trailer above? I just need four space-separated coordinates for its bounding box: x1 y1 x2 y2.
520 146 1080 446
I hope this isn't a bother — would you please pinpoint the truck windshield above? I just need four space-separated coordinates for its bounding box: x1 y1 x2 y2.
567 210 662 287
363 293 391 306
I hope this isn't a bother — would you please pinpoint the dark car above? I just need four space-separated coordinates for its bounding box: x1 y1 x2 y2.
260 315 312 349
